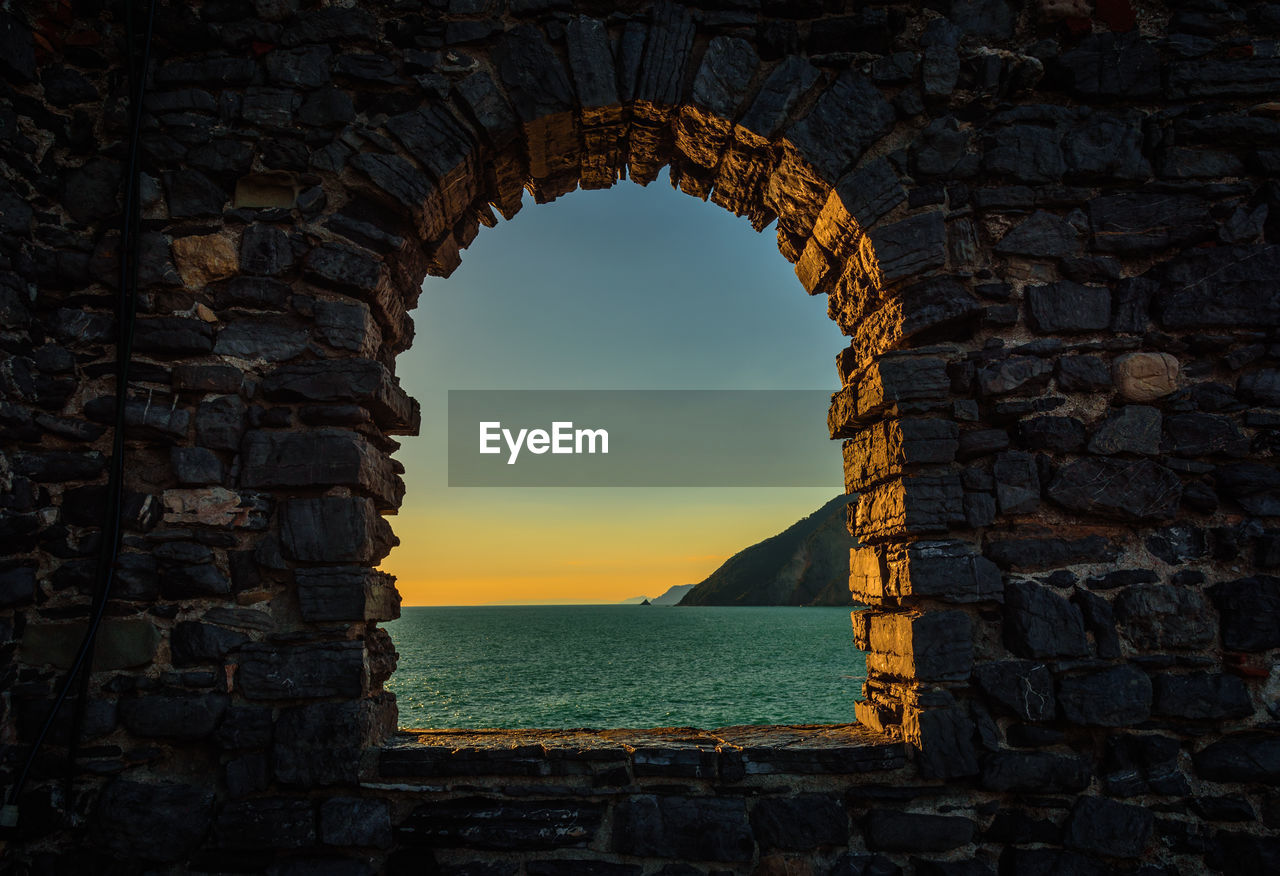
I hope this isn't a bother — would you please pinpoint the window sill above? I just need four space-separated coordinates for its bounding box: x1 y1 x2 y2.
371 724 905 787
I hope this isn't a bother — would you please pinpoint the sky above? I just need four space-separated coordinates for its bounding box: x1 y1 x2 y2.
380 171 848 605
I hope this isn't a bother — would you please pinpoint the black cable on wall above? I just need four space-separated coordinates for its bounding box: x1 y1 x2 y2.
2 0 157 827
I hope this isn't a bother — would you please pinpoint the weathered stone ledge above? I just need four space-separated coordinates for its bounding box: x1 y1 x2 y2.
375 723 906 783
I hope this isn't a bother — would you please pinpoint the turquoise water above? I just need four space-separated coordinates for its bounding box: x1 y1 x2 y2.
385 605 866 729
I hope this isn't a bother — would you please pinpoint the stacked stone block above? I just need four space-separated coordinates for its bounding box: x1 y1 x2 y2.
1 0 1279 871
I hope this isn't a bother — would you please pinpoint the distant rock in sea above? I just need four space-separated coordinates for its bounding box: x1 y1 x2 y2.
677 495 857 607
640 598 651 605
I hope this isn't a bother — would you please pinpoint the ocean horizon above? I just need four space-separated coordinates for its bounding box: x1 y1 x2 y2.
399 600 851 607
385 604 866 730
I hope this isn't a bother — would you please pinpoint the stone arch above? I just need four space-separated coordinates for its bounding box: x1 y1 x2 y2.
264 4 1000 753
3 0 1280 869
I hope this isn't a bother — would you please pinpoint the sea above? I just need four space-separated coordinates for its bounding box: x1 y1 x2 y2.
385 605 866 729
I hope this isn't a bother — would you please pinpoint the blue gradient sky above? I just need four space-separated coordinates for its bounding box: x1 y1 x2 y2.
383 171 848 605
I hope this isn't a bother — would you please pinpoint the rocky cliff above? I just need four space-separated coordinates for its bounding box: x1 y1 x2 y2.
678 495 857 606
650 584 695 605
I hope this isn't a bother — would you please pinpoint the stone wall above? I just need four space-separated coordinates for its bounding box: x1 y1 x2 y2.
1 0 1279 871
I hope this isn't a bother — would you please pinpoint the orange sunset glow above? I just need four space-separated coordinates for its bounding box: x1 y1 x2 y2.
382 490 839 605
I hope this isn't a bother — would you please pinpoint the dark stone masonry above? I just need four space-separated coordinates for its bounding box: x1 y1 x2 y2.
1 0 1279 872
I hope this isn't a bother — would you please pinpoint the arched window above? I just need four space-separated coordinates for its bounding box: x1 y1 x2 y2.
381 171 865 729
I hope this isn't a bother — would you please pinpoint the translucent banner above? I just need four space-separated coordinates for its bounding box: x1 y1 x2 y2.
447 390 841 487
